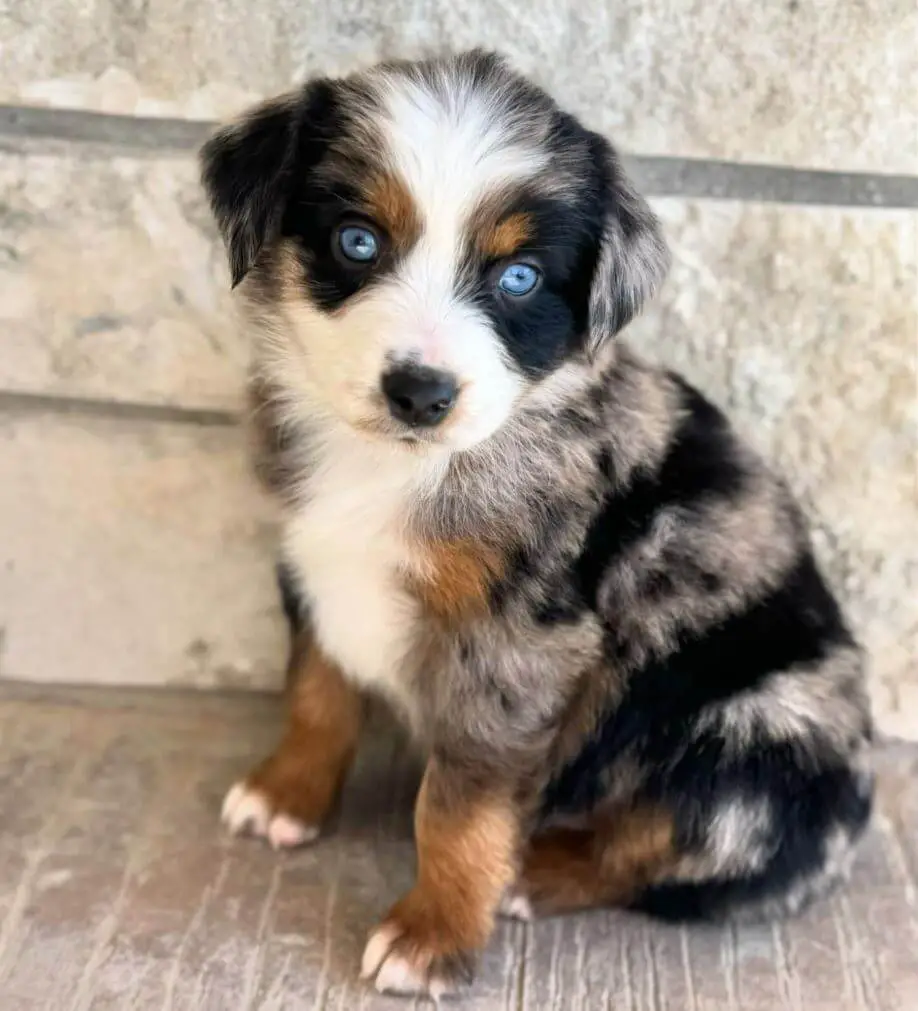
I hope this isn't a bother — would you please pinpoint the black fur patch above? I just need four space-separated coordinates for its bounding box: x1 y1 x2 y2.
617 552 852 712
543 549 854 816
631 743 872 922
574 381 747 610
541 538 867 922
469 185 605 377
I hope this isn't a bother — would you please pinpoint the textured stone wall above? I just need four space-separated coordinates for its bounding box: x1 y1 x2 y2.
1 2 916 737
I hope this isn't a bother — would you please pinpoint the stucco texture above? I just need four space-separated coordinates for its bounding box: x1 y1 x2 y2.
3 0 916 172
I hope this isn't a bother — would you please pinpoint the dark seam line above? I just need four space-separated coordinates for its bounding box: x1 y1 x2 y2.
2 104 918 208
622 155 918 209
0 678 281 709
0 389 239 427
0 104 214 153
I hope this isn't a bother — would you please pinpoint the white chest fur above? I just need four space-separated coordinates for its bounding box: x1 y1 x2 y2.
282 429 444 724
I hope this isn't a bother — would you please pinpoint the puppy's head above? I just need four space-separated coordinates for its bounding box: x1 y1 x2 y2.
202 51 668 450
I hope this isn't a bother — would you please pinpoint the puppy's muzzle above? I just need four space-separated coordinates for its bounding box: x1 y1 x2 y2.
381 365 458 428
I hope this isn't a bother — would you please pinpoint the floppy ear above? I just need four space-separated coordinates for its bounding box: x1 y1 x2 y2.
587 135 670 350
200 94 301 287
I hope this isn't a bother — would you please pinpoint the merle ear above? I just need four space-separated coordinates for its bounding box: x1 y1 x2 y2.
587 135 670 350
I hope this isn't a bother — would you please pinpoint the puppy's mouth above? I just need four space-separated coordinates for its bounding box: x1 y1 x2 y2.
349 413 443 448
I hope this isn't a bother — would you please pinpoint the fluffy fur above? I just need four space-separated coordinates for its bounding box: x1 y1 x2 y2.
202 51 873 999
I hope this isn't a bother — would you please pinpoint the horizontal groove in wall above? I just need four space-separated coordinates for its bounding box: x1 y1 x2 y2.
0 390 239 427
0 104 213 153
2 104 918 208
628 156 918 209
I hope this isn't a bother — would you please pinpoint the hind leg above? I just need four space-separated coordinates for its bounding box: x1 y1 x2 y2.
501 805 682 920
505 757 873 923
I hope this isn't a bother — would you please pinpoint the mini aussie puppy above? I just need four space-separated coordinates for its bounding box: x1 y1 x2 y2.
201 51 873 1000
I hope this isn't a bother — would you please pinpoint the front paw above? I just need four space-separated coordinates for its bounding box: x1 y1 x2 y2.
360 892 479 1000
221 780 320 850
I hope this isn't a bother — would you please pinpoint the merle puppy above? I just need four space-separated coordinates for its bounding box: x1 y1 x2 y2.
201 50 873 1000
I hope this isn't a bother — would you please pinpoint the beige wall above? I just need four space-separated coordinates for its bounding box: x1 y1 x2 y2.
4 1 916 173
1 2 916 738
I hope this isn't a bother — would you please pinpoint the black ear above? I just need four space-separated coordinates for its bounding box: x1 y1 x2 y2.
587 135 670 350
201 81 341 287
200 94 300 287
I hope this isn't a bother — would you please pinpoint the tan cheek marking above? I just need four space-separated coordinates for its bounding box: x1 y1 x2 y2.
365 171 422 252
477 212 534 259
406 539 505 624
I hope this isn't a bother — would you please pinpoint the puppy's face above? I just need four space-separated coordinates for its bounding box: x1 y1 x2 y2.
202 52 668 450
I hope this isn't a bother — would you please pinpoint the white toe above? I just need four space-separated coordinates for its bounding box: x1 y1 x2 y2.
268 813 319 850
221 781 269 836
498 892 533 922
428 975 449 1002
360 922 401 980
373 949 429 996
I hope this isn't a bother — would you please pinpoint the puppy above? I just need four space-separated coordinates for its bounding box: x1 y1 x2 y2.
201 50 873 1000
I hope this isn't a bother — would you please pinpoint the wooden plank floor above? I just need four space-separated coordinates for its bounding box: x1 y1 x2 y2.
1 683 916 1010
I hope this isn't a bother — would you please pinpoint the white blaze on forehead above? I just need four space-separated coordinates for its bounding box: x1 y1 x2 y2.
318 70 542 448
374 73 548 262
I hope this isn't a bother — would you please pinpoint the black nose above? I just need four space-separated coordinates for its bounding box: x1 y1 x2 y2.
381 365 458 428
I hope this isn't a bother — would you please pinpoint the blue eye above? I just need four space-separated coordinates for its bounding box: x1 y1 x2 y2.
337 225 379 263
497 262 540 296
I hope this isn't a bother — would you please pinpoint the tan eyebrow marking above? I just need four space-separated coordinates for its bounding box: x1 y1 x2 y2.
364 170 422 252
476 211 534 259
